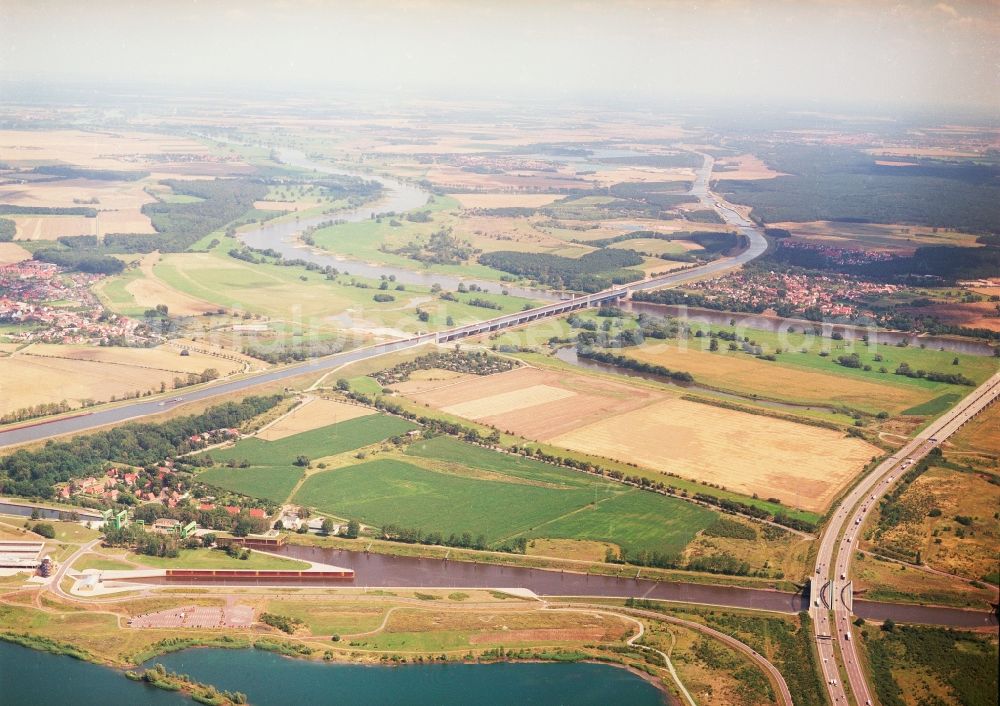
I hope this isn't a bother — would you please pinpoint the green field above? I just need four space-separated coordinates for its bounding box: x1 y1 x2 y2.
197 466 304 503
521 490 717 556
198 415 418 502
207 414 418 466
294 436 717 554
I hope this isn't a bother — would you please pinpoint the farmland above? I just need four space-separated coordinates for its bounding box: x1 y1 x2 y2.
397 363 878 512
257 398 375 441
207 414 419 467
549 396 875 513
0 342 244 417
197 465 304 504
293 435 718 556
622 341 940 415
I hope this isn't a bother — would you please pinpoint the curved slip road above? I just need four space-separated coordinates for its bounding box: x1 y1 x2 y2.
812 371 1000 706
0 154 767 450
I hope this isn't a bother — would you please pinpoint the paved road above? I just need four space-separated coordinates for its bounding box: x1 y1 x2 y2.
49 538 100 600
0 155 766 449
812 372 1000 705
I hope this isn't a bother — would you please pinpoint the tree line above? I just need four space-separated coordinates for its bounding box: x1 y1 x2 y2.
0 395 282 498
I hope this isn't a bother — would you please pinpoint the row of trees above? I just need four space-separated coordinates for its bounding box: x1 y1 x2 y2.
0 395 282 498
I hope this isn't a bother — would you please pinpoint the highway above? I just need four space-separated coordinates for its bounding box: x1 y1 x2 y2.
811 371 1000 705
0 154 766 449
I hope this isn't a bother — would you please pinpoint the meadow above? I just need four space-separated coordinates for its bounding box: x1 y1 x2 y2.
293 436 717 555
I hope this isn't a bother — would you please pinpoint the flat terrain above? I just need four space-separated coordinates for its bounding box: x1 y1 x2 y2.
0 343 243 416
399 365 877 512
944 401 1000 461
771 220 982 253
448 193 562 209
869 464 1000 584
550 396 875 512
197 465 305 504
293 435 717 555
257 398 374 441
625 342 929 415
208 414 418 467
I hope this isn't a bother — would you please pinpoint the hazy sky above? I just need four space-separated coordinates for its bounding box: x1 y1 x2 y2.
2 0 998 111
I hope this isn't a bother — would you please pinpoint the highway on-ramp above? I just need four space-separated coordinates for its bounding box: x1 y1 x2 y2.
812 372 1000 705
0 154 766 449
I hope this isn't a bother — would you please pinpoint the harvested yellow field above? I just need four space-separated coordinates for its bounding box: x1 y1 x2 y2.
0 356 190 415
95 209 155 235
526 539 619 563
13 215 97 240
0 129 210 169
627 344 926 414
0 242 31 265
22 343 244 376
258 398 374 441
402 366 657 440
586 166 694 188
449 193 562 209
550 397 877 512
390 371 478 396
442 384 576 419
712 153 786 180
0 179 153 212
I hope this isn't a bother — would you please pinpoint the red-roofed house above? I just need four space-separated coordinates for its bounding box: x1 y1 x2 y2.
224 505 240 515
248 508 266 519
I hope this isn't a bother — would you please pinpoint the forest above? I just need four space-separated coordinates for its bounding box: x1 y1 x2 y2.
479 248 644 292
33 249 125 274
765 240 1000 282
716 144 1000 232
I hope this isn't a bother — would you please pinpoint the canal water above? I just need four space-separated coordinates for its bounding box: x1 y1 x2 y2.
149 648 669 706
247 545 807 613
0 499 101 522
